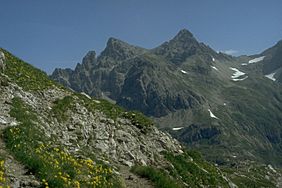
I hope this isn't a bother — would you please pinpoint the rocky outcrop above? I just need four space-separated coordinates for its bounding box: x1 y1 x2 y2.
117 57 204 117
0 75 183 168
0 51 5 72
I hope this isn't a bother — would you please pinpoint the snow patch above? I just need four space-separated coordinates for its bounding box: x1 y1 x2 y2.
241 63 248 66
208 109 219 119
229 67 246 78
180 70 187 74
229 67 248 81
248 56 265 64
212 57 215 62
265 72 276 81
211 66 218 71
232 76 248 82
172 127 184 131
223 103 227 106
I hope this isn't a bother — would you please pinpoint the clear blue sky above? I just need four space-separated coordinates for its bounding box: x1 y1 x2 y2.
0 0 282 73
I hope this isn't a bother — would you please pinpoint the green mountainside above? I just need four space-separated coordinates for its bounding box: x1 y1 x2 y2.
51 29 282 172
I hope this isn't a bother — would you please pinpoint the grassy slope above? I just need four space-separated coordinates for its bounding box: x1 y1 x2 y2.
131 150 230 188
1 48 57 91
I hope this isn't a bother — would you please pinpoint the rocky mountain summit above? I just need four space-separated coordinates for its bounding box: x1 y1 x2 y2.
51 29 282 179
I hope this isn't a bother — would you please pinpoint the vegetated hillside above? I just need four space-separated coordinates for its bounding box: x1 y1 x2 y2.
51 29 282 170
1 49 273 187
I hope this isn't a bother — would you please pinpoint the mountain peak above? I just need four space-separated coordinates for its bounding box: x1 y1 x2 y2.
107 37 127 46
153 29 206 63
174 29 194 39
100 37 147 61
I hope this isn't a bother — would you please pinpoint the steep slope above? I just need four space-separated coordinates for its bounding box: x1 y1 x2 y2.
0 48 255 187
261 40 282 82
240 40 282 82
51 29 282 172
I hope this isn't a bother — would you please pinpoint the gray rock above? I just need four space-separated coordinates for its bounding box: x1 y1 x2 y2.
121 159 134 167
0 51 5 72
0 116 7 124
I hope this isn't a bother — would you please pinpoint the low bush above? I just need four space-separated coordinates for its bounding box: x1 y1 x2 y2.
131 165 182 188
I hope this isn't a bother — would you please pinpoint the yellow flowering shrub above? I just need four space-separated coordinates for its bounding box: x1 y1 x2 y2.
4 97 119 187
0 159 9 188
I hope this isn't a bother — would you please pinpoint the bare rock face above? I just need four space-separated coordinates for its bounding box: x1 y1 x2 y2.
0 51 6 72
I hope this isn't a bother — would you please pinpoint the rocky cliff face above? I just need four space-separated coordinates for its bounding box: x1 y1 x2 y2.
51 29 218 117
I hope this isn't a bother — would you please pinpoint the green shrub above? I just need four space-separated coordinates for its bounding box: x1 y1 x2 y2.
131 166 182 188
51 96 75 122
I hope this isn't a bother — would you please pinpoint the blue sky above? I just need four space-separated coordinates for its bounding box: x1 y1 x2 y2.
0 0 282 73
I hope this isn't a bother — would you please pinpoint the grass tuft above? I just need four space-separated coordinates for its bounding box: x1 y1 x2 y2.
131 166 182 188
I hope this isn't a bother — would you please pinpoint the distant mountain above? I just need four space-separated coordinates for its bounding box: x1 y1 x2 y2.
51 29 282 170
51 29 233 117
239 40 282 82
261 40 282 82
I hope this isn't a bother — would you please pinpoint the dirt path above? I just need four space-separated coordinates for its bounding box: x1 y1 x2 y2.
0 82 40 187
0 134 40 187
118 165 154 188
